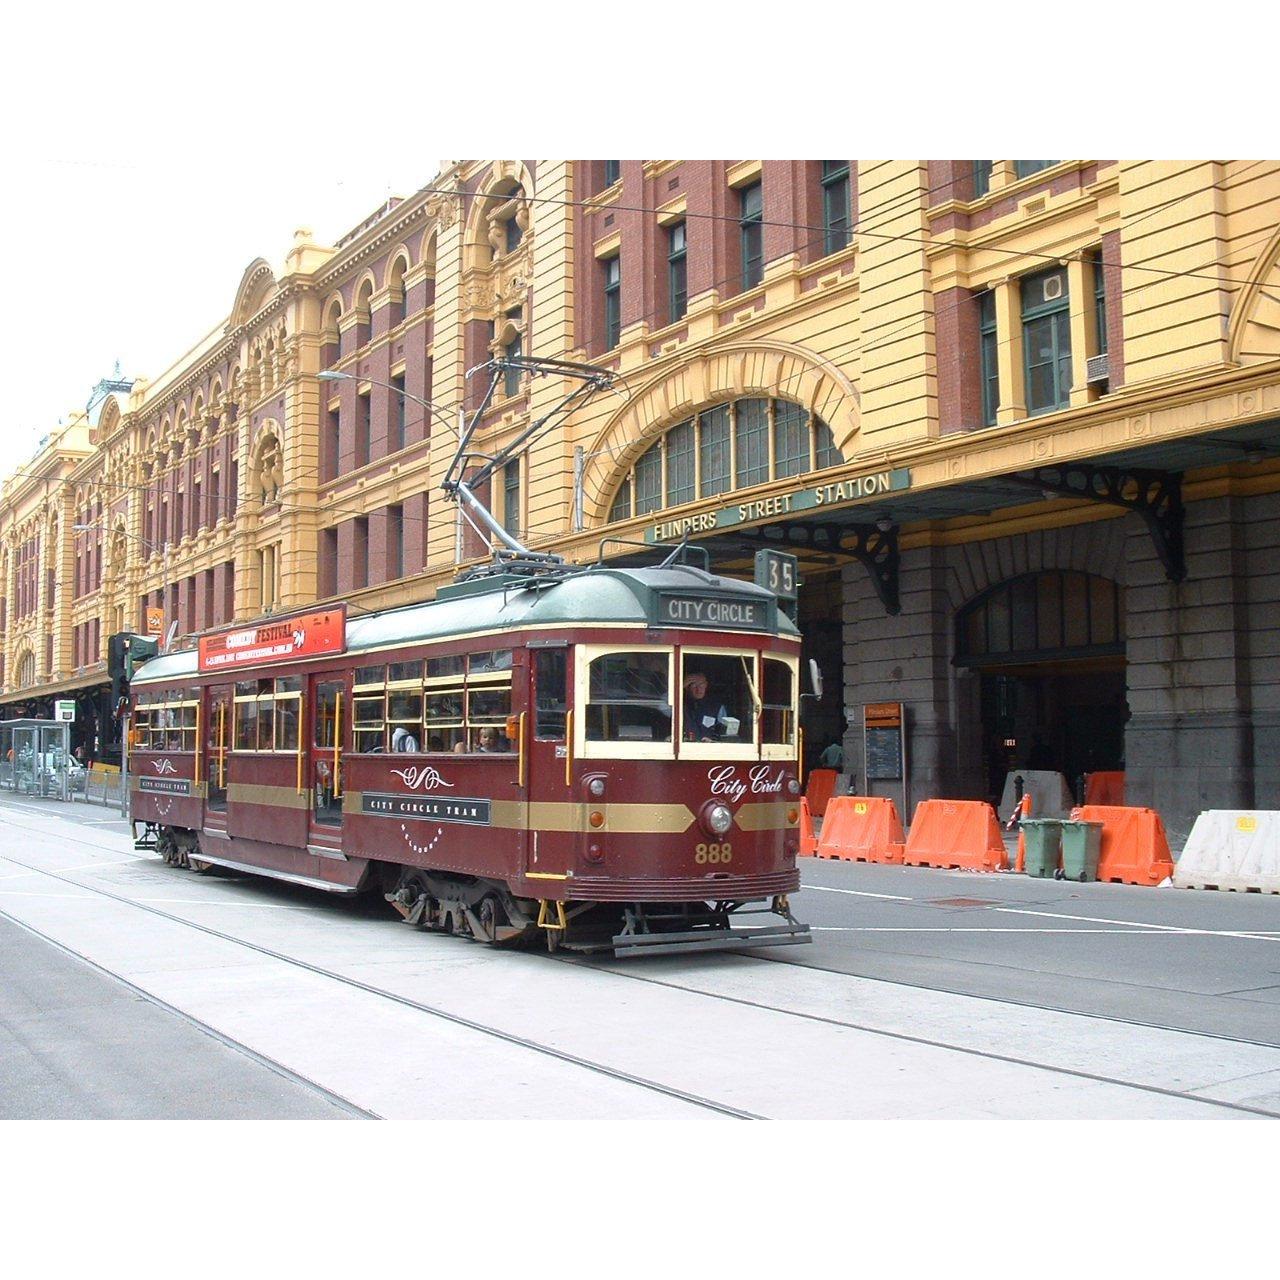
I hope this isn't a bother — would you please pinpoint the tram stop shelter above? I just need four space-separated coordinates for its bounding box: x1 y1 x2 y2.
0 719 77 800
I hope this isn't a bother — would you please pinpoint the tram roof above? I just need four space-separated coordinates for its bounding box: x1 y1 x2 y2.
131 563 798 687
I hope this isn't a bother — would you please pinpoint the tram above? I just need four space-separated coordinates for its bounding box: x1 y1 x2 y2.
122 551 815 956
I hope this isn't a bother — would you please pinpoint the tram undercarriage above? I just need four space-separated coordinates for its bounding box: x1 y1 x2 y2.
142 825 810 957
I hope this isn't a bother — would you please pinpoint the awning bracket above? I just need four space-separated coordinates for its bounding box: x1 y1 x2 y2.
1012 464 1186 583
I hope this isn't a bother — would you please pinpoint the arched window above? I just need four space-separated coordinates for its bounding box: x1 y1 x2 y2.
607 398 843 523
955 571 1124 665
387 255 408 328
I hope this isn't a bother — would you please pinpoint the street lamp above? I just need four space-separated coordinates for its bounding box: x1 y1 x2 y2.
316 369 462 439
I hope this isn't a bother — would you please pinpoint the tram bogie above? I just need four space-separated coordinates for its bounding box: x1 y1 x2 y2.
122 561 813 956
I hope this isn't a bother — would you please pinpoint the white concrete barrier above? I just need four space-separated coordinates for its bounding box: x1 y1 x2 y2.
1174 810 1280 894
997 770 1075 822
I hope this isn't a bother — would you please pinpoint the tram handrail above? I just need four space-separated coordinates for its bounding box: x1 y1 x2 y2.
595 537 711 571
565 709 573 786
517 711 527 789
296 695 306 796
332 690 343 798
194 698 202 788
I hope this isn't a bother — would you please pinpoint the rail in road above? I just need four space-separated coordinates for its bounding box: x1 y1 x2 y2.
1 795 1278 1120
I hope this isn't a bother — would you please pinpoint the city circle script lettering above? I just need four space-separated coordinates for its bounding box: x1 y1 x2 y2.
388 765 455 791
707 764 787 804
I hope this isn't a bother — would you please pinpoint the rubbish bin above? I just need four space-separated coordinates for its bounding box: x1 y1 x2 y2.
1021 819 1063 878
1061 820 1103 882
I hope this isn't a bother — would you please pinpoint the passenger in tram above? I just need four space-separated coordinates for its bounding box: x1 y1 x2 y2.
391 725 420 753
477 727 507 753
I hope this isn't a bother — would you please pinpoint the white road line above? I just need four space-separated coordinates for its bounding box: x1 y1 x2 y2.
811 926 1280 934
994 904 1280 942
802 884 914 902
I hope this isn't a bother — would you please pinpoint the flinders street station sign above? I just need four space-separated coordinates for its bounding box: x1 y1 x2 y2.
645 467 912 543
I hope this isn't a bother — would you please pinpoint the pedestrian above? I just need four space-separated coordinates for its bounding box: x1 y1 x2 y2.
819 740 844 770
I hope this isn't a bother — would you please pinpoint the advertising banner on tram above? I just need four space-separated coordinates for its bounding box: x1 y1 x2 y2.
198 608 347 673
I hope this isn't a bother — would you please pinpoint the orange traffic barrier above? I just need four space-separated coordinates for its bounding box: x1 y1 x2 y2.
1084 771 1125 806
816 796 905 864
798 796 819 857
903 799 1006 872
1075 804 1174 885
805 768 839 818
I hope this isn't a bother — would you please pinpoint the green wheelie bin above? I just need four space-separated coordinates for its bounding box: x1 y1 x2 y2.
1020 819 1063 878
1060 820 1103 881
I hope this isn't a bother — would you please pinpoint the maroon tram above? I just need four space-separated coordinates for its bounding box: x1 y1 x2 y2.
123 555 814 956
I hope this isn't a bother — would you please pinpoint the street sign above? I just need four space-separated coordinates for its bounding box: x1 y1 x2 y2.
55 700 76 723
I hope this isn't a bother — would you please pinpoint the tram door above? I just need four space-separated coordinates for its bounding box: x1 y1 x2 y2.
205 685 233 826
526 644 572 873
309 676 346 843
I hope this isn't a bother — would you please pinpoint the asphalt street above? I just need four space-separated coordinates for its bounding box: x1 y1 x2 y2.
2 791 1279 1119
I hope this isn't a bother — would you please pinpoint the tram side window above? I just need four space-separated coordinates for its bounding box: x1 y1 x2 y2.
275 677 301 752
233 679 281 751
139 690 197 751
353 665 387 753
534 648 567 738
387 660 424 753
680 653 750 742
463 650 512 752
761 658 796 747
586 651 672 742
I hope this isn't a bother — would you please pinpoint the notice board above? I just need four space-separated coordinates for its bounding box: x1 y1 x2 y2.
863 702 904 781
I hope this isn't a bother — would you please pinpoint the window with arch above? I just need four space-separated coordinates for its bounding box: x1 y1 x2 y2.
607 397 843 523
955 571 1123 665
388 257 408 328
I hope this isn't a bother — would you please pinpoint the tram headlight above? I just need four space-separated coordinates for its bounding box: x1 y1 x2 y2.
786 778 800 796
703 803 734 836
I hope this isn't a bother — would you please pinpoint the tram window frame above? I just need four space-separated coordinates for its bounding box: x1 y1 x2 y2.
678 647 758 763
534 647 568 739
231 677 301 753
138 688 198 753
760 654 799 760
577 644 674 760
353 663 388 754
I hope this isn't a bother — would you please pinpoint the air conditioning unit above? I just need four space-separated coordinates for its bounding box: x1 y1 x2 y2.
1042 274 1064 302
1086 353 1110 384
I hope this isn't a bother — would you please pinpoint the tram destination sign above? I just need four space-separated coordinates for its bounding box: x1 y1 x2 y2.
199 607 347 674
652 593 771 631
645 467 912 544
138 777 192 795
362 792 493 826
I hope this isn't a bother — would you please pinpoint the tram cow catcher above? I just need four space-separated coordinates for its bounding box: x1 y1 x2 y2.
121 557 815 956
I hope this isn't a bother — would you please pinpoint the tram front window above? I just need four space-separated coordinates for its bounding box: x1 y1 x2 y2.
680 652 751 743
585 650 672 742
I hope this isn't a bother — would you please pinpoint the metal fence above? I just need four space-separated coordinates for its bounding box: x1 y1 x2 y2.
73 768 126 810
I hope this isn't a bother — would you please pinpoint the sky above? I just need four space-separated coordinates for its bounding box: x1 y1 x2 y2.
0 3 1257 486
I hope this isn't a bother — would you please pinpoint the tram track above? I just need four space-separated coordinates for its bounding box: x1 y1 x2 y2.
3 801 1277 1119
0 825 762 1121
563 954 1280 1119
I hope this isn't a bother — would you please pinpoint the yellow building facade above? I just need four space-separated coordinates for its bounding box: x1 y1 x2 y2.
4 159 1280 838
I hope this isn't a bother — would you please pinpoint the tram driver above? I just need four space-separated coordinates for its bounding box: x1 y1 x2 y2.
683 671 732 742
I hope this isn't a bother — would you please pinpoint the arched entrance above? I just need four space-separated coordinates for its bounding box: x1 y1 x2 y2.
955 570 1126 800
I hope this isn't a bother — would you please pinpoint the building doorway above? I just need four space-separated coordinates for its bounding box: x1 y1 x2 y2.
798 569 845 776
956 570 1126 802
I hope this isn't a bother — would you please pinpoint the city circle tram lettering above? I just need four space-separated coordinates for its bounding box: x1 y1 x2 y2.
657 596 768 629
361 792 492 826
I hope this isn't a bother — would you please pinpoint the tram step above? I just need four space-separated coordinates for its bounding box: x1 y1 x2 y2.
610 922 812 959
